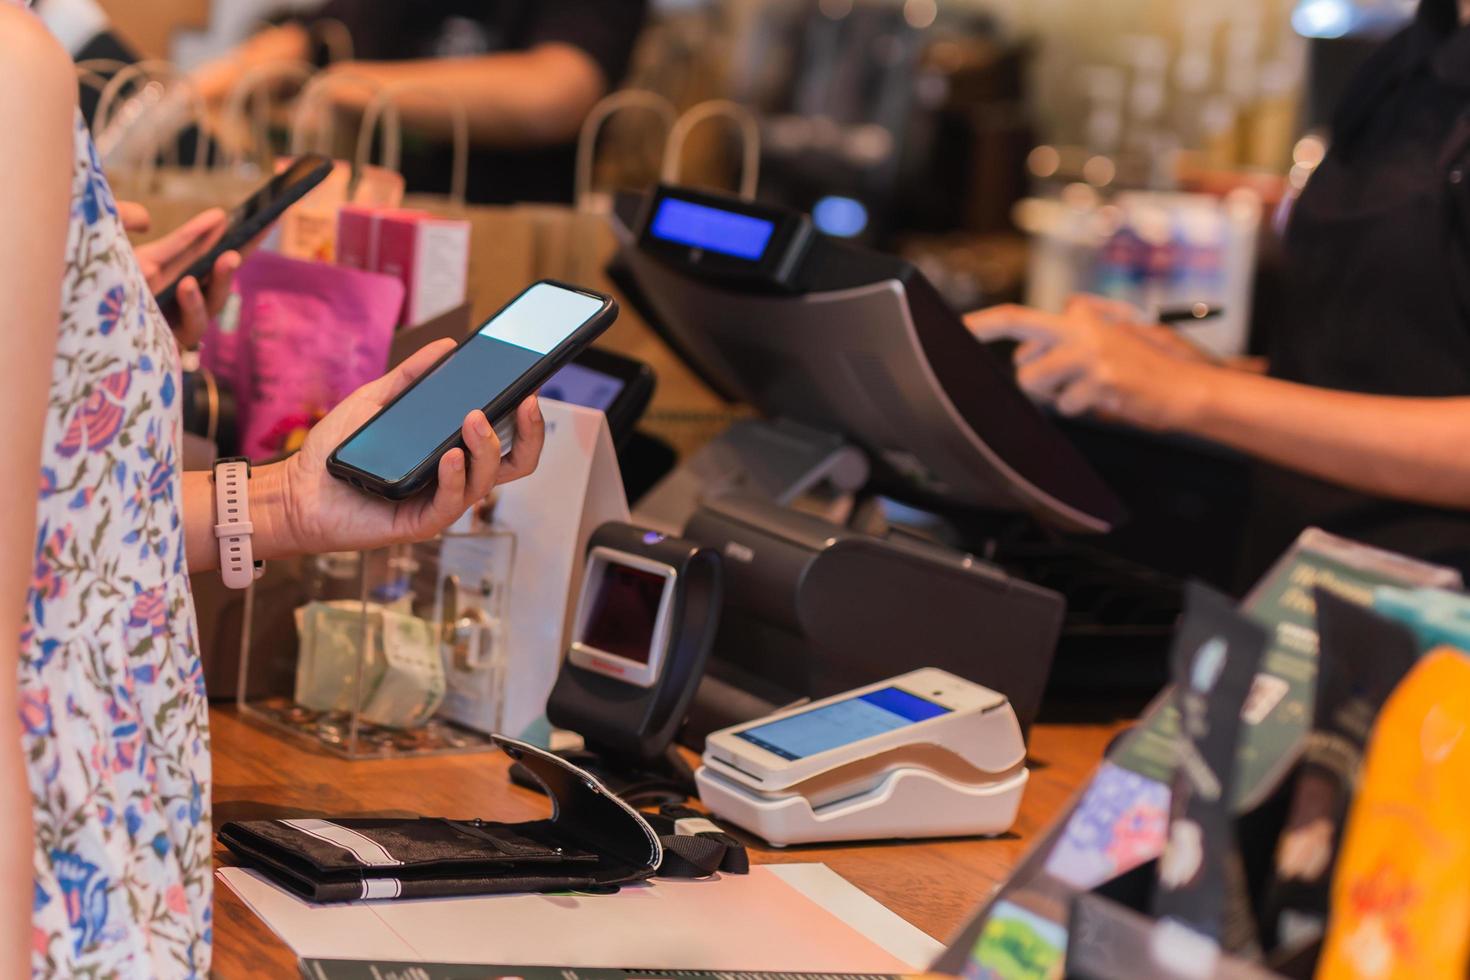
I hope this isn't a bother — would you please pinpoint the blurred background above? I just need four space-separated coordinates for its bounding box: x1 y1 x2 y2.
75 0 1425 516
82 0 1418 323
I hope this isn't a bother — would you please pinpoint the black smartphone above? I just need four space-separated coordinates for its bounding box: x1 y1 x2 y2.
153 153 335 311
327 280 620 500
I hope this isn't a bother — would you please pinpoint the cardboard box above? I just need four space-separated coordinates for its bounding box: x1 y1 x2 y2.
377 212 471 328
336 205 427 272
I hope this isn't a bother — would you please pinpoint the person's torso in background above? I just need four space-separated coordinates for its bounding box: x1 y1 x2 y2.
338 0 525 62
324 0 646 205
1242 3 1470 585
1275 7 1470 396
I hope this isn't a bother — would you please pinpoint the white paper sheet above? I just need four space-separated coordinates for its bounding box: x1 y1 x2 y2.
218 863 942 972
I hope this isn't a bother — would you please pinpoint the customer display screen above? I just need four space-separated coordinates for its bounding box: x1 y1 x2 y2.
579 563 669 665
336 284 603 483
649 198 776 261
736 687 951 761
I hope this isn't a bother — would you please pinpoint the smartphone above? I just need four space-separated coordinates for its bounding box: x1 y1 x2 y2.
327 281 619 500
153 153 334 311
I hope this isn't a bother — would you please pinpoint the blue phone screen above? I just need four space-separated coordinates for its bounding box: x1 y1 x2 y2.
336 284 603 484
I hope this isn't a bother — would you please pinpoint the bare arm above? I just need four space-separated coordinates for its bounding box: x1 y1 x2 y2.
968 298 1470 511
190 24 312 104
1180 371 1470 510
179 346 547 575
318 45 610 147
0 8 78 974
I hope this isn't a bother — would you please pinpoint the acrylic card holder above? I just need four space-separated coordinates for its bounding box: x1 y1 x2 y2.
236 522 515 759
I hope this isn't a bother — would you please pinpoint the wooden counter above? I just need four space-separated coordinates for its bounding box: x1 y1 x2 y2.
210 706 1127 977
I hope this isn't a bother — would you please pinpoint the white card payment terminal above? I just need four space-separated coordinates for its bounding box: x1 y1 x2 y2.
696 668 1028 846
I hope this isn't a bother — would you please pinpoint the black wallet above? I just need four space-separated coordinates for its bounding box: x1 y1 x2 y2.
218 736 745 903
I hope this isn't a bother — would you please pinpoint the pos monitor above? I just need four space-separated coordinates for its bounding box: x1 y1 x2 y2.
608 185 1124 533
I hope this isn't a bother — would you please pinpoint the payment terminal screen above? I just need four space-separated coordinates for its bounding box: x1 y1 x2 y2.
579 563 668 664
542 361 625 413
336 283 603 484
735 687 950 761
649 198 775 261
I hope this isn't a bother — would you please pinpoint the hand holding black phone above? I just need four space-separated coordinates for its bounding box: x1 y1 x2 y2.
153 153 334 312
328 281 620 500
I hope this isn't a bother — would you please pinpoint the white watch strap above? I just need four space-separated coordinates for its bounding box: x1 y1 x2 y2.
214 459 261 590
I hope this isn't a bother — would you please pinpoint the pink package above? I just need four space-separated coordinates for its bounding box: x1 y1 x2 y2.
336 206 429 271
377 212 471 327
335 205 379 270
204 251 405 461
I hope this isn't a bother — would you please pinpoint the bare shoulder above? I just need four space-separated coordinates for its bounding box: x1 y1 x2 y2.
0 5 76 109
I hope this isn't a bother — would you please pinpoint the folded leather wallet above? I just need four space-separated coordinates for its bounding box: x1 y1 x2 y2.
218 736 745 903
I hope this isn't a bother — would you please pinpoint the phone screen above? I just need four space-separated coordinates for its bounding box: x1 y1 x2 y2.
235 157 319 223
734 687 951 761
335 283 605 483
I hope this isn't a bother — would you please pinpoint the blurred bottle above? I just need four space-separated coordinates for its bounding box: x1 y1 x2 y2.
1248 60 1302 171
1200 96 1243 170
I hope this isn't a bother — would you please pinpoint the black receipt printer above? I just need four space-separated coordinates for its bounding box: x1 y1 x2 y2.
678 495 1065 747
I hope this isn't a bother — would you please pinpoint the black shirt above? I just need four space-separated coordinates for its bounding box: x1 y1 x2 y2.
1245 0 1470 579
307 0 648 204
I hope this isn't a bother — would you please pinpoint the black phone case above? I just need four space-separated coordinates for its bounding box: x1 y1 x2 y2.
154 154 334 310
326 281 619 501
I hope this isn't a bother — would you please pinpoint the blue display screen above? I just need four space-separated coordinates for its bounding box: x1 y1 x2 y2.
735 687 951 761
542 362 625 413
649 198 776 261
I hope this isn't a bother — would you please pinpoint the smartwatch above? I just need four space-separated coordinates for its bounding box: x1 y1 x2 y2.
213 456 264 590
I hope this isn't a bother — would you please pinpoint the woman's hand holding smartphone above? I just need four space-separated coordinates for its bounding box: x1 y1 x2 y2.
148 154 334 344
269 339 548 558
328 281 619 500
128 206 242 349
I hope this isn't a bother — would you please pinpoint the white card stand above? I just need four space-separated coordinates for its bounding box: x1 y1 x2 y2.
697 764 1029 848
458 400 629 742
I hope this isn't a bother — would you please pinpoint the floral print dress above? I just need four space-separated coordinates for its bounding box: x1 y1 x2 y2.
20 113 212 977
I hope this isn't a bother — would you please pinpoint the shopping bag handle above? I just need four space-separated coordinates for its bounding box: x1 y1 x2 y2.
75 66 112 101
357 83 469 207
278 18 357 155
222 60 315 173
91 62 210 186
94 59 176 141
575 89 677 213
75 57 130 103
662 99 761 201
308 17 355 66
75 57 131 77
288 71 399 163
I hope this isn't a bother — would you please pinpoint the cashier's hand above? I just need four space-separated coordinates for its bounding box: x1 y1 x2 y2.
964 295 1211 431
280 339 547 555
126 204 243 350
